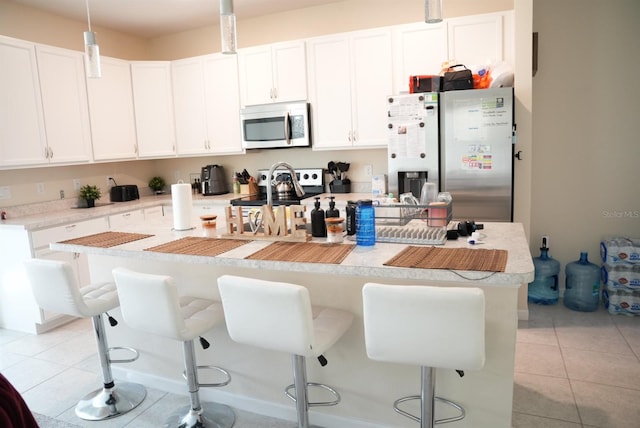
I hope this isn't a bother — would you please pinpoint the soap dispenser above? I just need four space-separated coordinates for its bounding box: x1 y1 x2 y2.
311 197 327 237
326 196 340 218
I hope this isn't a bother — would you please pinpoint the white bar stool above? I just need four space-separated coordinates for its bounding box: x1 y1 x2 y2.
112 268 234 428
362 283 485 428
217 275 354 428
23 259 146 421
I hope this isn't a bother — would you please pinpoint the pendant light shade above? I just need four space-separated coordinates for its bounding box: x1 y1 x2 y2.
220 0 237 54
425 0 443 23
84 0 101 78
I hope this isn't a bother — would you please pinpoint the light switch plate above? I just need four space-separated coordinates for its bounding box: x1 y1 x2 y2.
0 186 11 200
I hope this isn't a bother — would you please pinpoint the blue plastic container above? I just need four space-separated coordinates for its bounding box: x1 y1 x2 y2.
528 239 561 305
356 199 375 246
564 252 601 312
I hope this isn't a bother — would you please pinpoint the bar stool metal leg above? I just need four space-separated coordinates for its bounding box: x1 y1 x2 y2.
292 355 310 428
75 314 147 421
420 366 435 428
164 340 235 428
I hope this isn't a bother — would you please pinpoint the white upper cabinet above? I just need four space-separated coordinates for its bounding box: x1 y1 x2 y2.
172 53 243 156
86 56 138 161
307 28 393 150
203 54 242 154
392 22 447 93
238 41 307 106
131 61 176 158
447 12 505 67
36 45 92 165
0 36 48 167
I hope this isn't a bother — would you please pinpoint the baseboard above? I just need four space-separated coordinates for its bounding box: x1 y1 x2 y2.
112 367 391 428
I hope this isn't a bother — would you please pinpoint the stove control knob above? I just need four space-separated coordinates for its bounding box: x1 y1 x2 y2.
303 173 310 180
311 173 318 180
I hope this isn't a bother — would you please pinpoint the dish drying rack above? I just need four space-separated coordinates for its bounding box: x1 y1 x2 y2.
373 202 452 245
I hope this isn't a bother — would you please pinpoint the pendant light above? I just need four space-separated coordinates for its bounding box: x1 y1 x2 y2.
84 0 101 78
425 0 443 23
220 0 237 54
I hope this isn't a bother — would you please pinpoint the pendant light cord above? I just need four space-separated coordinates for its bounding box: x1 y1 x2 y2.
85 0 92 31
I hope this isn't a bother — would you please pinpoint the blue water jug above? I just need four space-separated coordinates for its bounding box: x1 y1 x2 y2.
528 238 561 305
356 199 375 246
564 251 600 312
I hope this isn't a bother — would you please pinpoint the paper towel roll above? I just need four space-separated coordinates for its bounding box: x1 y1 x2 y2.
171 182 193 230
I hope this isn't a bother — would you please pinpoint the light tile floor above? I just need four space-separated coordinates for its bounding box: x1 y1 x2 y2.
1 302 639 427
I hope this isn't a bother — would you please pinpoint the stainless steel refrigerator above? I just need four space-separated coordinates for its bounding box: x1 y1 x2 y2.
440 87 514 222
387 87 514 222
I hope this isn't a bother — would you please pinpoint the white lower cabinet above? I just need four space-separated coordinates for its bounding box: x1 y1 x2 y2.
0 217 108 333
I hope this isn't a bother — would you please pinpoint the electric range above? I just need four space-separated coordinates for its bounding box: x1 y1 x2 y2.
231 168 325 207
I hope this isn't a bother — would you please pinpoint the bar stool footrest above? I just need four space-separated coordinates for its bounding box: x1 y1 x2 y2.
182 365 232 388
394 395 465 425
108 346 140 364
285 382 341 407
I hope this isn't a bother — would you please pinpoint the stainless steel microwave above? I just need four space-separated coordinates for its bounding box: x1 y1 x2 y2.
240 101 311 149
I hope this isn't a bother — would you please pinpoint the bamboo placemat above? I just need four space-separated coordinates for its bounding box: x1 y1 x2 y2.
59 231 153 248
144 236 249 257
246 241 355 264
384 246 508 272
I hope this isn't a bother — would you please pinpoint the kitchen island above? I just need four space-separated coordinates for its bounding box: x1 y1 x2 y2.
48 216 533 428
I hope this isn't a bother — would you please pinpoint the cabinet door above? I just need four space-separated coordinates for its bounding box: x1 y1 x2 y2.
238 41 307 106
0 36 48 167
392 22 447 93
131 61 176 158
350 29 393 148
271 41 307 103
36 45 92 164
447 13 504 66
203 54 243 154
306 35 352 149
238 46 274 106
86 56 138 161
172 57 211 155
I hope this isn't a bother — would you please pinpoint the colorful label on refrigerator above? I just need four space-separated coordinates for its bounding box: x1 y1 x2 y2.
462 145 493 170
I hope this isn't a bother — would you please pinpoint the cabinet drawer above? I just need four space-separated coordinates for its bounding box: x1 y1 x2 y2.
31 217 108 249
109 210 144 229
144 205 164 220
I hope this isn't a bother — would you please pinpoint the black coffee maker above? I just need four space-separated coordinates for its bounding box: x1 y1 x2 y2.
200 165 228 195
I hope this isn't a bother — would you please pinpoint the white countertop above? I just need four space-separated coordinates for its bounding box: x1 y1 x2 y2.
50 216 534 287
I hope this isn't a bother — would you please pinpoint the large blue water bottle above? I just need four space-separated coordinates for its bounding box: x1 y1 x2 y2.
356 200 376 246
528 237 561 305
564 251 600 312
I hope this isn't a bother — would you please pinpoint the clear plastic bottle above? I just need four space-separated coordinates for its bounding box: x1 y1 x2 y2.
528 237 561 305
356 199 375 246
564 252 601 312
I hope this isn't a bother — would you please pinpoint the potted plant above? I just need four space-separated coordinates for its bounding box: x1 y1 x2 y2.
79 184 101 208
148 176 166 194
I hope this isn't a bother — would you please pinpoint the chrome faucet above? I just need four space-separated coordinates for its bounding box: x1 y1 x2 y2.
266 162 305 207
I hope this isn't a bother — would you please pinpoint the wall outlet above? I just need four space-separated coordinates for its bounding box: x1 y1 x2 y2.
36 182 45 194
59 190 65 199
364 164 373 178
0 186 11 200
174 170 181 182
73 179 81 190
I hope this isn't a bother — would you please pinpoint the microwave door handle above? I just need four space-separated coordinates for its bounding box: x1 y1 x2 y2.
284 112 291 145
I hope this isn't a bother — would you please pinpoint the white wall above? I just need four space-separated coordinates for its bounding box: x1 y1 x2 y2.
531 0 640 282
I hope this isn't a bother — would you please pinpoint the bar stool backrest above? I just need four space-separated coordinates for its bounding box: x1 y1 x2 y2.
362 283 486 370
218 275 316 356
24 259 99 317
113 268 187 341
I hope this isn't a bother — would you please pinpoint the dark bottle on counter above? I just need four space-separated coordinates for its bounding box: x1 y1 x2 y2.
345 200 357 235
326 196 340 218
311 197 327 237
